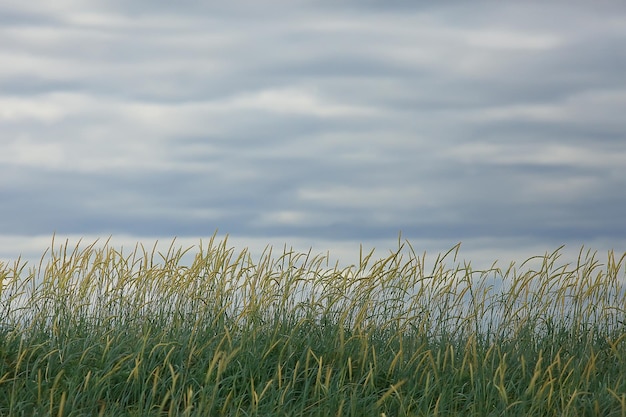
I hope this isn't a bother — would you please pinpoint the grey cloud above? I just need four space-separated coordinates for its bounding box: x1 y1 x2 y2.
1 2 625 266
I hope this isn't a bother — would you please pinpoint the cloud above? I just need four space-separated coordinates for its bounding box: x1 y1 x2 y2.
1 2 625 270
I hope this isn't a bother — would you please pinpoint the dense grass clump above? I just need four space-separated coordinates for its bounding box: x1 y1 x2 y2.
1 235 625 416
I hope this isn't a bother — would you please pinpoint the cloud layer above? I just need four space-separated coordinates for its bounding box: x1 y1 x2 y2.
2 2 625 268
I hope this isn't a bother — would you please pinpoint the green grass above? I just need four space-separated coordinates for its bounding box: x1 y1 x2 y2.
1 234 625 416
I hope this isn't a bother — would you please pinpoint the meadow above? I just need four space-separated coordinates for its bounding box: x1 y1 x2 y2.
1 235 625 416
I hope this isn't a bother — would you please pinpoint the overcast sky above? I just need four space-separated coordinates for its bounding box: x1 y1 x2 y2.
1 2 625 271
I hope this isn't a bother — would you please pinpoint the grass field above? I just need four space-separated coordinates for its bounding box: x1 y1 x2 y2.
1 235 625 416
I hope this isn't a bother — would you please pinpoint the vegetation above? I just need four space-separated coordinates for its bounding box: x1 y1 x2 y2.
1 235 625 416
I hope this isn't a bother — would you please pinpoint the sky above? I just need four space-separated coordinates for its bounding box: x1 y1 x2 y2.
1 1 626 272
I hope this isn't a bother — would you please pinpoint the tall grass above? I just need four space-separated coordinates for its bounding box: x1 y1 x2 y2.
1 235 625 416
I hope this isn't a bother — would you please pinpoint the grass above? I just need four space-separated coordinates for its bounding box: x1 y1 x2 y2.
1 234 625 416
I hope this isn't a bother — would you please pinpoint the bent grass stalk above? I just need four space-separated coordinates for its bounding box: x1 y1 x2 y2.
0 235 625 416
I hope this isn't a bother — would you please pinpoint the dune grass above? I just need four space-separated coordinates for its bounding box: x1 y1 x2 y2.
1 235 625 416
